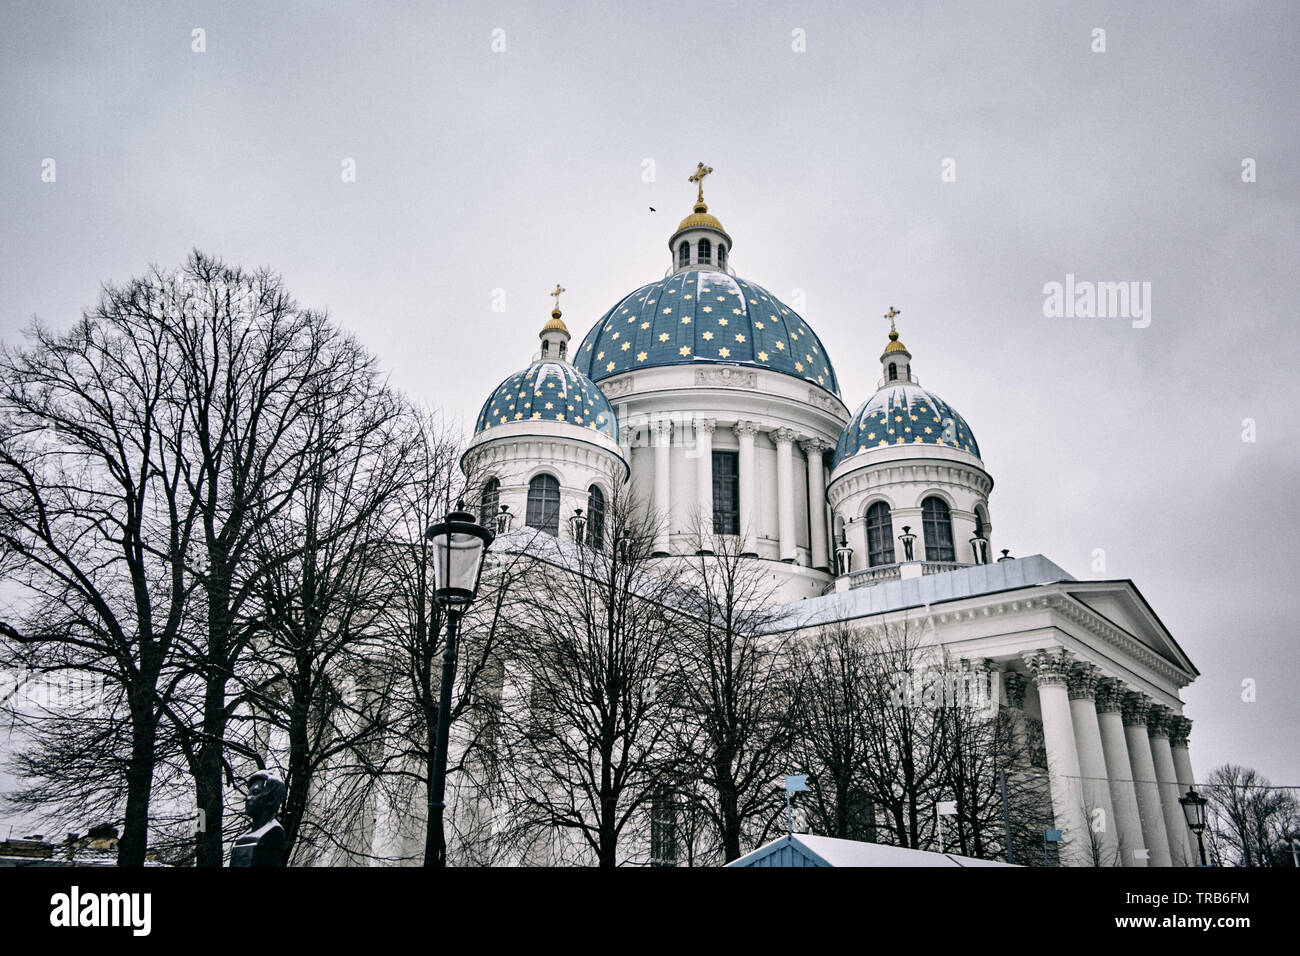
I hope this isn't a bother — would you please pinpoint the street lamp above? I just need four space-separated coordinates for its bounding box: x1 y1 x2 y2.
1179 786 1210 867
493 504 513 535
569 508 587 546
898 525 917 562
424 501 494 867
970 534 989 565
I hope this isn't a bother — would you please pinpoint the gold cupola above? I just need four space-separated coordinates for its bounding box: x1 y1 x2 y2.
668 162 733 273
539 284 571 362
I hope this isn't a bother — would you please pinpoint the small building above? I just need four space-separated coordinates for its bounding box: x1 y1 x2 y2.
727 834 1017 868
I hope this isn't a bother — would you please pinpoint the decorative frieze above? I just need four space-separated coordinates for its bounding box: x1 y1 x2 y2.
601 376 635 398
696 367 756 388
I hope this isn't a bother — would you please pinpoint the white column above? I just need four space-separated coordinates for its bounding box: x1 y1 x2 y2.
801 438 829 572
1095 680 1148 867
694 418 715 544
733 421 759 556
1170 716 1200 865
1067 664 1120 866
651 418 672 555
1022 650 1091 866
1122 693 1173 867
773 427 797 563
1148 708 1193 867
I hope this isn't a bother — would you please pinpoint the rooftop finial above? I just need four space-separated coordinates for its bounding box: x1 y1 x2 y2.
688 161 714 213
550 283 566 319
885 306 901 339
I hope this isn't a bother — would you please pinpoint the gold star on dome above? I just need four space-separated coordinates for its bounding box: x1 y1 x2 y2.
556 414 564 422
611 331 619 340
641 321 650 329
606 362 615 372
924 426 933 434
621 342 630 351
681 316 691 324
544 402 553 410
575 415 583 423
679 346 690 356
775 342 785 350
514 412 523 420
719 347 731 358
637 351 647 361
757 351 768 361
702 331 714 341
659 333 670 342
663 307 673 314
735 333 745 343
718 318 728 326
877 440 888 447
596 351 604 360
867 432 876 440
684 294 693 300
702 306 712 313
795 361 804 372
532 412 541 419
914 436 923 443
754 321 764 330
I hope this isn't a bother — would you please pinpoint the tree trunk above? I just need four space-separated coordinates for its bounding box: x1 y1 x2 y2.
118 690 159 867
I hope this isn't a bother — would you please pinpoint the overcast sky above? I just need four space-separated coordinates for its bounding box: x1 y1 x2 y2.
2 0 1298 810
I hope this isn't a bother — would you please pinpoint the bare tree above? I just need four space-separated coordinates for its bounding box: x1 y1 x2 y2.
670 523 793 862
1204 764 1299 867
0 299 201 866
496 485 687 867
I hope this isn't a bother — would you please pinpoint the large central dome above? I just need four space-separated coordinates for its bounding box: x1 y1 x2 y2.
574 270 840 397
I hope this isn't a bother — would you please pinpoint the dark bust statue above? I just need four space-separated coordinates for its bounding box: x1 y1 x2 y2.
229 770 287 867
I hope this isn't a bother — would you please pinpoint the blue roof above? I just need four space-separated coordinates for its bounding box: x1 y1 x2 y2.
573 270 840 397
833 382 980 469
474 360 618 442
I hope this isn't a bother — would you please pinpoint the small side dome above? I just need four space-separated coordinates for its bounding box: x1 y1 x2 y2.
474 361 618 443
833 382 980 468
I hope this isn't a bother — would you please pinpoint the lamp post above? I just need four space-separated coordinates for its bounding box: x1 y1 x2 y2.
423 501 494 867
1179 786 1209 867
569 508 587 546
898 525 917 562
970 534 989 565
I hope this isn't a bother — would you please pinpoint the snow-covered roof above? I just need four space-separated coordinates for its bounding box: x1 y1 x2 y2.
767 554 1076 632
728 833 1016 867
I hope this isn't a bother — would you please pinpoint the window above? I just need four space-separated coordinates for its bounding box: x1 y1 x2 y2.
718 244 727 270
888 362 897 381
650 787 678 867
586 484 605 550
678 241 690 267
865 500 895 567
712 450 739 535
698 238 712 264
559 341 567 360
541 341 549 357
479 478 500 527
922 496 955 562
526 473 561 536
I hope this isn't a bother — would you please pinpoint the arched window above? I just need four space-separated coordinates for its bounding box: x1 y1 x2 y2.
526 473 561 536
698 238 712 264
586 485 606 550
974 507 986 540
479 478 500 527
678 241 690 267
865 501 895 567
541 341 549 357
921 496 955 562
559 341 567 360
888 362 897 381
717 244 727 270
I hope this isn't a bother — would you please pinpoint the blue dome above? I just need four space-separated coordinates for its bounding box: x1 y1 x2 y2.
474 361 618 442
832 382 980 469
574 270 840 396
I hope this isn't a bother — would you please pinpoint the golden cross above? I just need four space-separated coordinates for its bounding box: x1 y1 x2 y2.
550 284 565 312
688 162 714 204
885 306 901 333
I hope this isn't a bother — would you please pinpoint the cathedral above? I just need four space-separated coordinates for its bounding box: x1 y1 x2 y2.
456 164 1201 867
